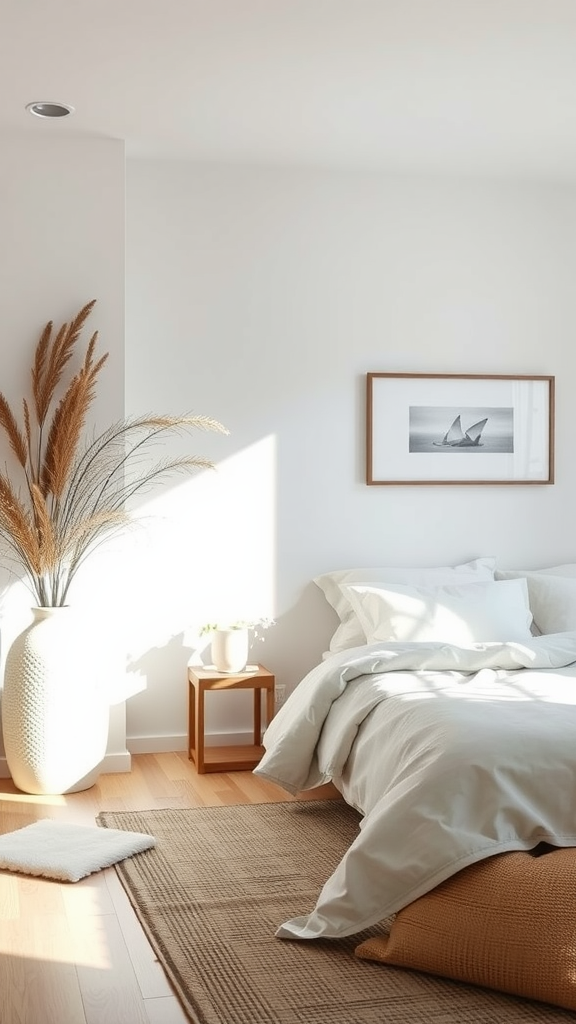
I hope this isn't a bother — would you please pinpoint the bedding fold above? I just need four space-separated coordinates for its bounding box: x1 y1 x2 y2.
254 634 576 940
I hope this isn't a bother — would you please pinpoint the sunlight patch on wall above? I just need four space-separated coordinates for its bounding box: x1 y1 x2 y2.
0 437 277 707
119 434 277 665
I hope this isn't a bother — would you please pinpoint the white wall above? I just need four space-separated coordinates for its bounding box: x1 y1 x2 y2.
0 135 128 773
2 148 575 762
124 161 576 751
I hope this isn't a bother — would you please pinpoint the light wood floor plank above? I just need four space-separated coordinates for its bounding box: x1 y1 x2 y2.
157 750 196 783
69 902 150 1024
144 994 191 1024
60 869 115 919
0 872 20 920
104 867 175 1000
0 753 310 1024
0 915 87 1024
14 875 65 918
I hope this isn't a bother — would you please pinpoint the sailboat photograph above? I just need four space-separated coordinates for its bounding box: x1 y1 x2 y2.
366 372 553 485
409 406 514 454
433 414 488 448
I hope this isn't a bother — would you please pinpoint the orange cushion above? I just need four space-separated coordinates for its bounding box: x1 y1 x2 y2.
355 846 576 1012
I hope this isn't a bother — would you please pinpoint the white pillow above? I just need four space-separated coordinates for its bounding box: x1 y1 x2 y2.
497 572 576 635
314 557 496 656
496 564 576 581
340 578 533 645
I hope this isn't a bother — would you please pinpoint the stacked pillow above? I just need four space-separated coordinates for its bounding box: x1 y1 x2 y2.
314 558 576 654
339 578 533 646
496 564 576 635
314 558 497 656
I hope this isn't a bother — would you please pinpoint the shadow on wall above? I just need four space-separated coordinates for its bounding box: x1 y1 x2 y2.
125 581 337 714
264 583 337 686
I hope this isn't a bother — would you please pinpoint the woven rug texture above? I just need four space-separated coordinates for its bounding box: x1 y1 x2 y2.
97 800 575 1024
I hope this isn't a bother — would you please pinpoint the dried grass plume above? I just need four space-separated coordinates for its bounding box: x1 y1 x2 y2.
0 301 228 606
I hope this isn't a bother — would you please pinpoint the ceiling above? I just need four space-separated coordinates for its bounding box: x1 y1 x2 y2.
3 0 576 180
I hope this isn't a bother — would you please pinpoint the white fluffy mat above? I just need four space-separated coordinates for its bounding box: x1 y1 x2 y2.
0 819 156 881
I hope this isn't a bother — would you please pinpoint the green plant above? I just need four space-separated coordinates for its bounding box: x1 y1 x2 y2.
199 618 274 636
0 300 228 606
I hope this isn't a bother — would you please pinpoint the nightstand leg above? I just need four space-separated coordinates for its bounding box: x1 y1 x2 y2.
195 683 205 773
265 685 275 728
188 682 195 760
253 688 261 745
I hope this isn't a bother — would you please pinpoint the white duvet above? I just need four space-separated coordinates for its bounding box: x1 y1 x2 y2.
254 635 576 940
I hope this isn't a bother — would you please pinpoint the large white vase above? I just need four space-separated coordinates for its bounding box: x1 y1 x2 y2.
2 607 109 795
211 627 249 673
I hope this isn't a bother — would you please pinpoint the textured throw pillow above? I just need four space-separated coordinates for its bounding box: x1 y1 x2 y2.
355 846 576 1013
0 819 156 882
497 571 576 635
340 577 533 645
314 558 496 656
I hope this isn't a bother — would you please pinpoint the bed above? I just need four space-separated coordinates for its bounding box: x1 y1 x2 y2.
254 557 576 953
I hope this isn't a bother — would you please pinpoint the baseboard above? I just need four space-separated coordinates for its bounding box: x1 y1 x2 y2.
127 730 255 754
0 749 132 780
0 735 256 775
101 750 132 773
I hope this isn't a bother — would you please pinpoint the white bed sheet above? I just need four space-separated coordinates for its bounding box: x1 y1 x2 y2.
254 635 576 940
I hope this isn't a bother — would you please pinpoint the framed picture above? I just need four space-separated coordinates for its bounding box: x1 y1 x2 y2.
366 373 554 486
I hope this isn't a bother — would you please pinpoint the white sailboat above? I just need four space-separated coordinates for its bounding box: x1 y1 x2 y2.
433 415 488 447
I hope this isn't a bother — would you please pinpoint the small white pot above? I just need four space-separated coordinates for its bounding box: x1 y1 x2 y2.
211 627 249 673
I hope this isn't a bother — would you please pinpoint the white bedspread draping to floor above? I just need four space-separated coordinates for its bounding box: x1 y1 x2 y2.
254 636 576 939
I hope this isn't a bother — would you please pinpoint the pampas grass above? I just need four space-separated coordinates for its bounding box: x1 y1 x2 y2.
0 301 228 606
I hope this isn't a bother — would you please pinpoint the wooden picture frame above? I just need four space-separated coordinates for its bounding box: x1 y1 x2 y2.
366 373 555 486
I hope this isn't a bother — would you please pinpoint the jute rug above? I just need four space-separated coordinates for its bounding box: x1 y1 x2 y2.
97 800 575 1024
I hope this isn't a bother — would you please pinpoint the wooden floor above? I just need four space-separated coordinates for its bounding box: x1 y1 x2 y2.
0 752 339 1024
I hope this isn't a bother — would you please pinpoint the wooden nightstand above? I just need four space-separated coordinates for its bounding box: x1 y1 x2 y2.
187 664 275 773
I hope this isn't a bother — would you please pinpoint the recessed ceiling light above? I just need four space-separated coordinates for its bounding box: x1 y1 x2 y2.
26 101 75 119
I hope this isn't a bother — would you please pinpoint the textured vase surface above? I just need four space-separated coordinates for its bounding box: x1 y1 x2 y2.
211 628 249 673
2 607 109 795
